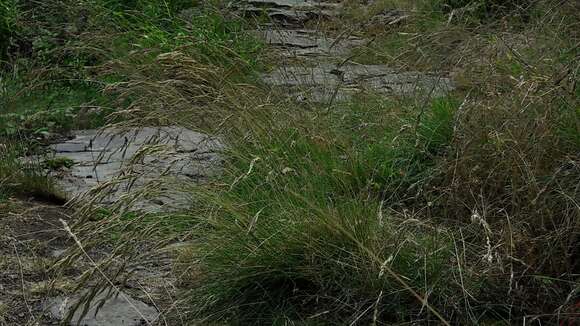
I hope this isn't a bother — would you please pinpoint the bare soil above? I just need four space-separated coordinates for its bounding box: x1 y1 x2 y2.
0 198 74 325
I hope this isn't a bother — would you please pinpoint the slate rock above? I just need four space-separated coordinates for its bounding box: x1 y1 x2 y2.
254 29 364 57
46 290 158 326
236 0 340 25
261 63 454 102
47 126 222 212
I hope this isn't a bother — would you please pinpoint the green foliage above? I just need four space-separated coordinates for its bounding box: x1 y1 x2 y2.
0 0 261 138
99 0 196 15
0 77 112 137
119 8 260 68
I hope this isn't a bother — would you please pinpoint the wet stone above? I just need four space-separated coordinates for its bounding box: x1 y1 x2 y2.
46 290 158 326
47 126 222 212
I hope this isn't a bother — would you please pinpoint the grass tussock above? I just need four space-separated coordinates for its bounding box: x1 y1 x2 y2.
0 141 61 202
182 97 469 324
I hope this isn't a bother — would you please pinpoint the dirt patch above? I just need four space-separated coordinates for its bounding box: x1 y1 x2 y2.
0 198 74 325
0 198 186 325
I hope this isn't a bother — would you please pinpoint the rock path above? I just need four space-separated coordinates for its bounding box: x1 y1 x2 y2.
243 0 453 103
46 0 454 220
254 29 365 57
46 290 159 326
262 63 453 102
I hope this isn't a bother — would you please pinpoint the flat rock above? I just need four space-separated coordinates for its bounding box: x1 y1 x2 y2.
46 290 158 326
253 29 364 57
237 0 340 25
47 126 222 212
261 63 454 102
241 0 339 11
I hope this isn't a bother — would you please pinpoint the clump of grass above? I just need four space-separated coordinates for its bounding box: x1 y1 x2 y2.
188 198 459 324
0 142 61 202
176 96 475 324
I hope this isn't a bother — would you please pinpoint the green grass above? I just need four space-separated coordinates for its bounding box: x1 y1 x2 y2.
0 142 61 202
180 97 473 323
43 157 75 170
176 0 579 324
1 0 262 138
0 77 113 137
181 96 578 323
98 3 262 69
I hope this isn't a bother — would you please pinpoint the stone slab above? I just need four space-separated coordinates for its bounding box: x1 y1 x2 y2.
261 63 454 102
47 126 222 212
237 0 340 25
254 29 364 57
46 290 158 326
241 0 339 10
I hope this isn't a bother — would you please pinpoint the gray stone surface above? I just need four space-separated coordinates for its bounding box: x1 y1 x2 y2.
254 29 364 57
237 0 340 25
46 290 158 326
261 63 454 102
48 126 222 212
241 0 452 103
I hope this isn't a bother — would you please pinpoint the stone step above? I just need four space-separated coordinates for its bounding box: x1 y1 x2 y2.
261 63 454 103
45 127 222 212
253 29 364 57
236 0 341 26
